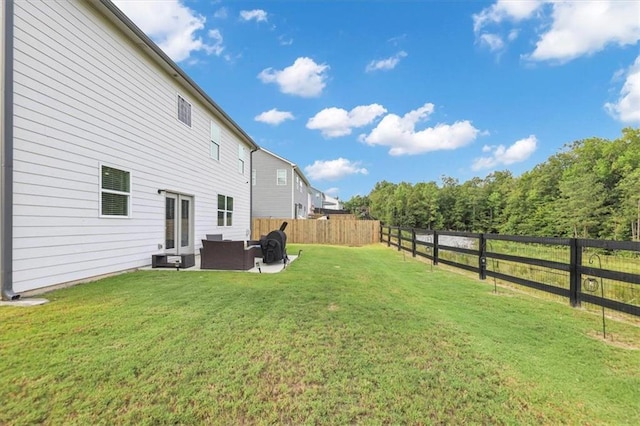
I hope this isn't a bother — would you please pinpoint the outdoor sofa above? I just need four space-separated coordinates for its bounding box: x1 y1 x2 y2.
199 239 261 270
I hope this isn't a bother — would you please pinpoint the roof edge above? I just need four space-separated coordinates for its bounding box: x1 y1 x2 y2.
92 0 259 151
257 147 311 186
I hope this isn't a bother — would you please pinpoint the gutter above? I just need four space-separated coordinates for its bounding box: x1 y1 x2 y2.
1 0 18 300
291 165 295 219
249 147 258 238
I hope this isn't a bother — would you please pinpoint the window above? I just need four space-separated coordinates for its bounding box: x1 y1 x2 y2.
217 194 233 226
210 121 220 160
177 94 191 127
277 169 287 186
252 169 256 186
101 165 130 217
238 145 246 174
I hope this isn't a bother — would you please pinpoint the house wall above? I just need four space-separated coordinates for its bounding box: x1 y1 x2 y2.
252 150 293 218
11 0 253 292
1 0 5 289
292 172 309 218
310 188 323 212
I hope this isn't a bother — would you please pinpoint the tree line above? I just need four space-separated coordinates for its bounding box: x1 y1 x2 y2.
344 128 640 241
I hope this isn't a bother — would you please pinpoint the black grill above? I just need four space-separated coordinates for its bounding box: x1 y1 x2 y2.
259 222 288 264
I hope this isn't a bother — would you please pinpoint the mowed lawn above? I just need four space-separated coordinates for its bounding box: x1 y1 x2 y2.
1 245 639 425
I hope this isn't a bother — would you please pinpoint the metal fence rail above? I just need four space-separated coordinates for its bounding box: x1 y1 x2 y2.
380 225 640 317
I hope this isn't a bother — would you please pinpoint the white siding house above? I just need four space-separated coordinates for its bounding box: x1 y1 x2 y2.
252 148 310 219
1 0 258 298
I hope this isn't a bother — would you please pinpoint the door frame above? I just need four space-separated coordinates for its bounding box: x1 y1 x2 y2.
165 192 194 255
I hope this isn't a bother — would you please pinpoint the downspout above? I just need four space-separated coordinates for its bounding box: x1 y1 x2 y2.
249 147 258 239
291 166 295 219
1 0 18 300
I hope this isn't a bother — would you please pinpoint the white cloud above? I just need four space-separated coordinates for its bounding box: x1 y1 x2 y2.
479 33 504 52
323 187 340 196
605 56 640 124
305 158 369 181
113 0 221 62
254 109 295 125
214 8 228 19
206 29 224 56
258 57 329 97
359 103 480 156
473 0 544 33
387 34 408 46
307 104 387 138
279 35 294 46
472 135 537 171
240 9 268 22
527 2 640 63
474 1 640 63
365 51 408 72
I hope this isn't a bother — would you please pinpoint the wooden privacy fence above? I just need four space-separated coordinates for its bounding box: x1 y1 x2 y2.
381 225 640 317
253 219 380 246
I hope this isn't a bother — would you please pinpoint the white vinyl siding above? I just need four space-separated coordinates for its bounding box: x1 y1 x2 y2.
11 0 255 292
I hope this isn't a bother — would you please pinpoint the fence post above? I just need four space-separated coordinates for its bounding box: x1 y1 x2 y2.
397 227 402 251
433 231 439 265
387 226 391 247
411 229 416 257
379 224 383 243
569 238 582 307
478 233 486 280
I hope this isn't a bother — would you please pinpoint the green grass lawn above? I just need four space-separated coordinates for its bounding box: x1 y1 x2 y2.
1 244 639 425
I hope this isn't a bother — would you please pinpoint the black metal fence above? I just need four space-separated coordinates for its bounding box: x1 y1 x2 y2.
380 225 640 317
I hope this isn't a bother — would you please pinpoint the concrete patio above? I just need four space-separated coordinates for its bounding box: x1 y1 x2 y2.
142 254 299 274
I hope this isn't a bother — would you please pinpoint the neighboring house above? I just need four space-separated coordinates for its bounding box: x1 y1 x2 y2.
252 149 310 219
310 187 344 212
0 0 258 298
322 194 344 211
310 187 324 212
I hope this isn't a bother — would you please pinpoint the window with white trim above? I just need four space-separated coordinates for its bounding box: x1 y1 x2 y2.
218 194 233 226
277 169 287 186
238 145 246 174
101 165 130 217
210 121 220 160
177 94 191 127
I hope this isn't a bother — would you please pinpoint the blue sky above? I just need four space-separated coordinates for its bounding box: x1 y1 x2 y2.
113 0 640 200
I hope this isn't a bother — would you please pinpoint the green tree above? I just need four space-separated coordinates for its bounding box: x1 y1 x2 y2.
410 181 442 229
482 171 514 233
343 195 371 219
437 176 460 230
368 181 397 224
